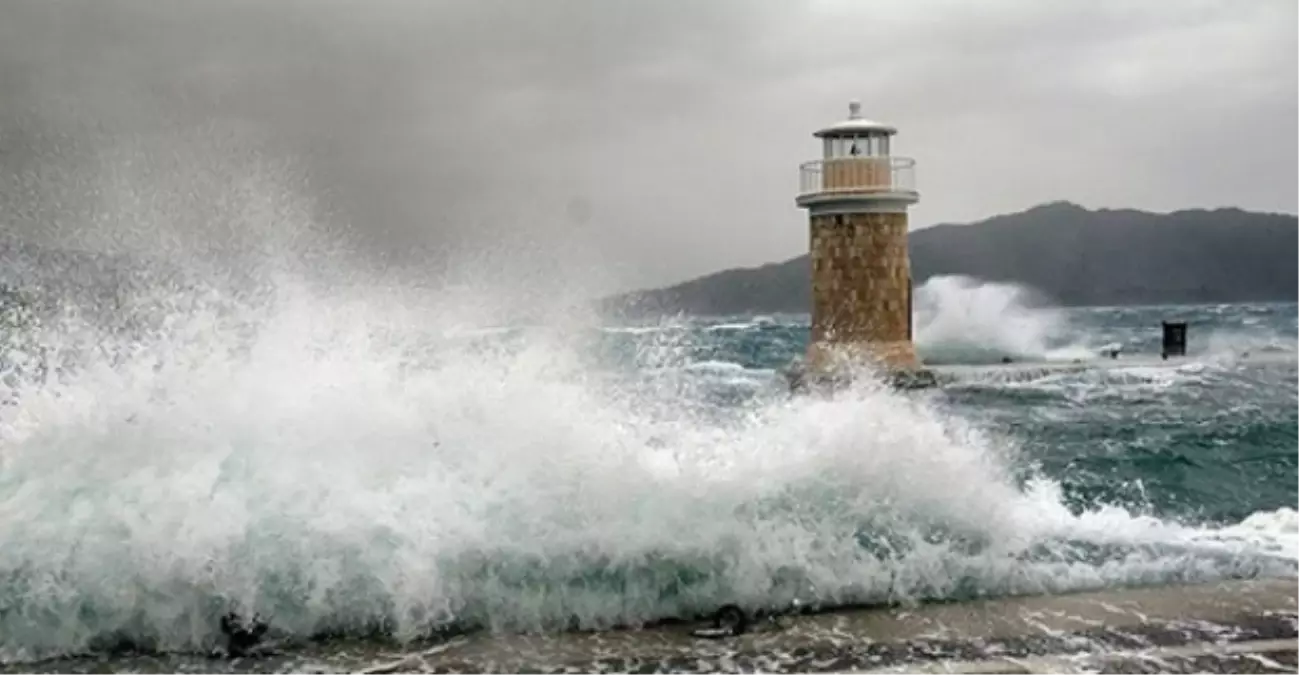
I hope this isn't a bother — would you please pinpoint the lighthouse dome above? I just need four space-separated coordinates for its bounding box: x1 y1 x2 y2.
813 101 897 138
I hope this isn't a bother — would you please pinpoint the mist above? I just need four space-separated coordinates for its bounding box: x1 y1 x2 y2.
1 0 1294 298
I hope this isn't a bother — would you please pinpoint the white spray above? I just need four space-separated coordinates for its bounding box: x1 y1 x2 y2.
914 275 1098 364
0 277 1291 662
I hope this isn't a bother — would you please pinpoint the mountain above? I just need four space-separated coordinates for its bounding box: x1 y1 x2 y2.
600 202 1299 317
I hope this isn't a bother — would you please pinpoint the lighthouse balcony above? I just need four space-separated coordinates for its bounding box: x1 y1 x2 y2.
796 157 918 207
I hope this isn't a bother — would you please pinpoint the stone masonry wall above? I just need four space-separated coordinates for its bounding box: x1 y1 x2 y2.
808 211 919 370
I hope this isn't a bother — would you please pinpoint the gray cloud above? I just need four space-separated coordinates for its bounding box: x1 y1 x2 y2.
1 0 1294 294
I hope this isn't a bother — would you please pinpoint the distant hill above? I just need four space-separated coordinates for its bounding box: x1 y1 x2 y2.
600 202 1299 317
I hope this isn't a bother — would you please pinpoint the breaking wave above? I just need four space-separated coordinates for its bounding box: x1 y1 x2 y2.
914 275 1097 364
0 277 1293 663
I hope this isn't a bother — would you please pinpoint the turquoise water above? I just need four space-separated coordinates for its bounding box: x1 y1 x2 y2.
0 276 1294 667
602 302 1298 526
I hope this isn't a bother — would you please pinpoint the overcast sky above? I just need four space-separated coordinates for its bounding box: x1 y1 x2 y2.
0 0 1295 293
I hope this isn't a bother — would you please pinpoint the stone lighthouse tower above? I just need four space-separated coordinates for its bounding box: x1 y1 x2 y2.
794 101 928 387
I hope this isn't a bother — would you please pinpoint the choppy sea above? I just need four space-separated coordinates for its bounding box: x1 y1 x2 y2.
0 273 1295 671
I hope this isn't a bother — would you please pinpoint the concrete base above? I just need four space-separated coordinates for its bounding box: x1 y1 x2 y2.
326 578 1299 674
782 360 938 394
8 579 1294 673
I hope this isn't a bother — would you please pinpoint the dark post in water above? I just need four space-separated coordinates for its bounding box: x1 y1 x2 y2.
1161 321 1188 359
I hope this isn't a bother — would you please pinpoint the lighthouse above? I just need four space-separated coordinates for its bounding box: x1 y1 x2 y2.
792 101 930 388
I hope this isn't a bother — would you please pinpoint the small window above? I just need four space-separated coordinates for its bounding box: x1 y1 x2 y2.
835 138 850 158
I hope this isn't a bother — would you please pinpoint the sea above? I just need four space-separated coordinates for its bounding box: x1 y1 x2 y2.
0 273 1295 672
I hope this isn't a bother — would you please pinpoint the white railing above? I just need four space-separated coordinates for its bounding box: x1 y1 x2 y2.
798 157 917 196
